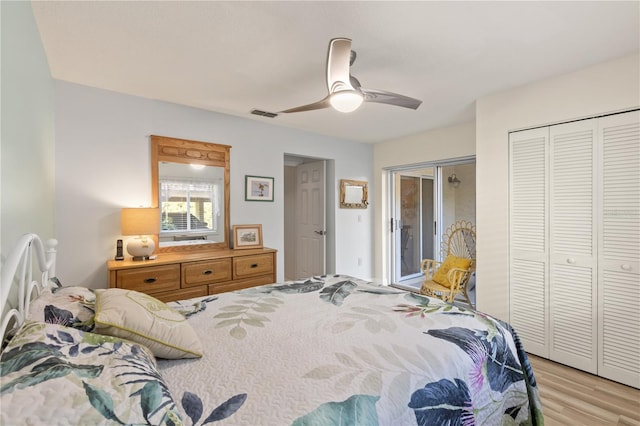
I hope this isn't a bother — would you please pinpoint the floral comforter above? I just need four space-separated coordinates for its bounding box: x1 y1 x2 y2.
158 275 543 425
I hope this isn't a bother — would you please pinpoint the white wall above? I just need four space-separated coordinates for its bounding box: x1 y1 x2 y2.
0 2 55 261
476 53 640 320
373 121 476 283
283 165 296 280
453 163 475 224
54 81 374 288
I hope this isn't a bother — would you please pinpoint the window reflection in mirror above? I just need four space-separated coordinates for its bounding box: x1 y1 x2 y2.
151 135 230 252
158 162 224 247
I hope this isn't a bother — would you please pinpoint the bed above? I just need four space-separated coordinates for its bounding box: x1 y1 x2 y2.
0 234 543 425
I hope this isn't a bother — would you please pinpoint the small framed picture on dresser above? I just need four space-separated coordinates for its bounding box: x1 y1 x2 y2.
233 224 263 250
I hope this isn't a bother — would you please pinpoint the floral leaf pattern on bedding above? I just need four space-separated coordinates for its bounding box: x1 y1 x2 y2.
0 321 182 425
408 378 474 425
405 322 534 424
213 295 284 339
393 293 477 321
319 279 358 306
181 391 247 425
355 286 404 295
244 278 325 295
292 394 380 426
304 341 435 414
331 304 398 334
27 286 96 332
82 381 126 424
393 294 538 424
154 274 542 426
427 326 524 394
169 296 218 318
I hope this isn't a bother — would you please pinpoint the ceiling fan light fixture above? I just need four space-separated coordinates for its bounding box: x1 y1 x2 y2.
330 90 363 113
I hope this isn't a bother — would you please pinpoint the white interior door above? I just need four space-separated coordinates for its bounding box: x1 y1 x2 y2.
597 111 640 388
509 127 550 357
549 119 598 374
295 161 325 278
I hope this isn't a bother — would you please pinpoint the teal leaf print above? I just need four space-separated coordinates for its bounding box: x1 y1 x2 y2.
140 380 164 422
0 342 64 376
292 394 380 426
427 327 523 393
82 381 125 425
273 280 324 294
356 287 403 295
182 391 204 425
1 356 103 393
202 393 247 424
320 280 358 306
213 293 286 339
393 294 475 318
408 378 473 426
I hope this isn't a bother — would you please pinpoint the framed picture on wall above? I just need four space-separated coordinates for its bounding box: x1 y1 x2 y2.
245 175 274 202
233 224 263 250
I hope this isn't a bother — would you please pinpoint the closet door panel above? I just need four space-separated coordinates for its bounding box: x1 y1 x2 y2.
549 120 598 373
509 127 549 356
598 111 640 388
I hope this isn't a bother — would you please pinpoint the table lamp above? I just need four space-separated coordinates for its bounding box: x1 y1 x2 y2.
121 207 160 260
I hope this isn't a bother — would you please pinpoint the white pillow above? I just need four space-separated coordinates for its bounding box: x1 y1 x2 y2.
94 288 203 359
27 286 96 331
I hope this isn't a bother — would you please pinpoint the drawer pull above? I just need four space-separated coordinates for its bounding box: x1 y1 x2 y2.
621 264 632 271
203 270 213 275
143 277 158 284
251 263 259 268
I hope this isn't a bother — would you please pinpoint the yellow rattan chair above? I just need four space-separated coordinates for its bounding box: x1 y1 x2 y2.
420 220 476 308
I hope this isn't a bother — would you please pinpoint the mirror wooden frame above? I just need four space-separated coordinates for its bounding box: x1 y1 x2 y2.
151 135 231 253
340 179 369 209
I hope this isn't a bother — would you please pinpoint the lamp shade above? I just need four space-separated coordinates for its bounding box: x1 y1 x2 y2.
121 208 160 236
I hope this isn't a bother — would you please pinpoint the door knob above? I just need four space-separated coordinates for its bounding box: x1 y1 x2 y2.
314 230 326 235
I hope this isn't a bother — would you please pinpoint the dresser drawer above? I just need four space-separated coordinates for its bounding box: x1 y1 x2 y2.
182 259 232 287
209 275 274 295
233 254 274 278
116 264 180 294
153 286 208 303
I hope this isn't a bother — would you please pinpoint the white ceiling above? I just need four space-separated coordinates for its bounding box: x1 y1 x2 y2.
31 1 639 143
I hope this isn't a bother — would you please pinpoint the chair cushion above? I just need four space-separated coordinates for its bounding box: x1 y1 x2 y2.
432 255 472 288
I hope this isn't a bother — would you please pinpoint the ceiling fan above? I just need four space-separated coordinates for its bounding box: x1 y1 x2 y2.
280 38 422 114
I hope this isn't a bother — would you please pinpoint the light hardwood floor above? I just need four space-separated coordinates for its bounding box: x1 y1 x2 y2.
528 354 640 425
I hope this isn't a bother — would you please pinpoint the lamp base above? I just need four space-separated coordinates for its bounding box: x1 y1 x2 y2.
131 255 151 261
126 236 155 261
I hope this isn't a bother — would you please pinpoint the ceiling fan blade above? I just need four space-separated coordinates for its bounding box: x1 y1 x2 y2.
279 97 331 114
361 88 422 110
326 38 355 93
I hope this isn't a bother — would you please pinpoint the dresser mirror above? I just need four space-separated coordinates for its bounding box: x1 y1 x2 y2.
151 135 231 252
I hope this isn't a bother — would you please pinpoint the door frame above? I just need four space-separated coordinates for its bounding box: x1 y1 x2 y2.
390 171 437 284
283 155 329 280
385 156 476 286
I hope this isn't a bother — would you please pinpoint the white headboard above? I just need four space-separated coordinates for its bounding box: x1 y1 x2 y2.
1 234 58 341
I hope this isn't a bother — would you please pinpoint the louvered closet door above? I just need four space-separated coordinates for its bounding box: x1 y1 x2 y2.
509 127 549 357
549 120 598 374
597 111 640 388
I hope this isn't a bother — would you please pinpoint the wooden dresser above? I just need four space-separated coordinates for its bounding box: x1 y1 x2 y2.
107 248 277 302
